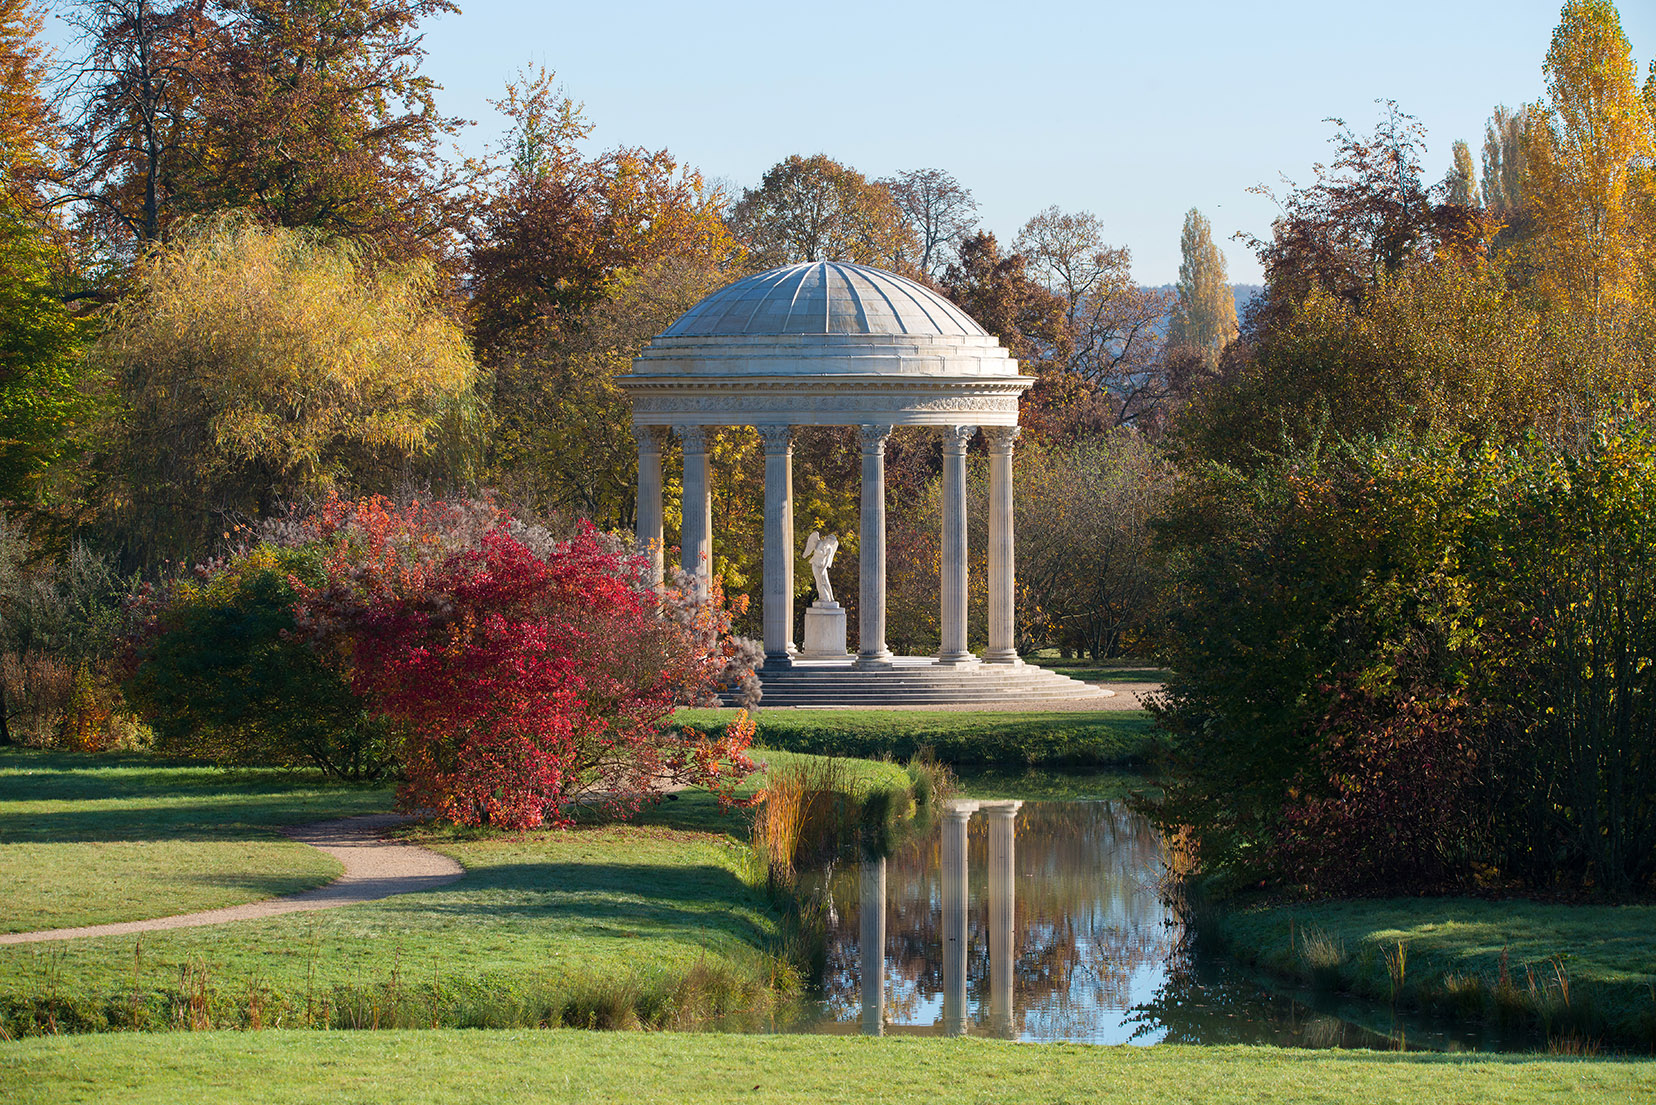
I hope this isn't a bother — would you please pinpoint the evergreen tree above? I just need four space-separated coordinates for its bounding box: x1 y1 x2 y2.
1168 208 1236 359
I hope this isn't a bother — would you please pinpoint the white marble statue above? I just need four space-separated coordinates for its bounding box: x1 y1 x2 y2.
803 530 839 604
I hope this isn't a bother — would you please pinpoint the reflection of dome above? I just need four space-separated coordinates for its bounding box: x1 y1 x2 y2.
630 261 1020 383
662 261 987 338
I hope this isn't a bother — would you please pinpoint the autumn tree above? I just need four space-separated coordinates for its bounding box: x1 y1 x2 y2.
468 70 738 529
56 0 214 251
0 201 91 512
1444 139 1481 206
941 232 1069 368
57 0 469 262
882 167 977 278
1523 0 1654 323
0 0 56 209
1481 104 1530 217
729 154 915 270
180 0 472 259
1014 205 1168 422
1167 208 1237 361
95 216 478 565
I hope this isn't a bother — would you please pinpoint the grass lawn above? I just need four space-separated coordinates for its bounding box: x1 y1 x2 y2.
0 749 907 1035
3 1030 1652 1105
1217 899 1656 1048
1026 652 1172 685
0 752 394 932
679 707 1160 768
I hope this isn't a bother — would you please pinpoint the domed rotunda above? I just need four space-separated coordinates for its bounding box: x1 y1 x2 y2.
620 261 1103 704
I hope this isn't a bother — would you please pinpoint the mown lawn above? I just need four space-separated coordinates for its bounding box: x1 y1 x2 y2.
1218 898 1656 1048
679 707 1160 768
3 1029 1651 1105
0 749 906 1035
0 752 394 932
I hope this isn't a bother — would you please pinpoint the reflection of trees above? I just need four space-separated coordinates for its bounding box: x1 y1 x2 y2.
818 800 1181 1037
817 800 1525 1049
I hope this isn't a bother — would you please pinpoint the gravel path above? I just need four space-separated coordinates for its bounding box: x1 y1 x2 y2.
0 813 464 946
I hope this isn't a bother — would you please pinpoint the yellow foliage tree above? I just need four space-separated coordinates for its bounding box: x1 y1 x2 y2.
1524 0 1655 323
96 216 479 564
0 0 54 209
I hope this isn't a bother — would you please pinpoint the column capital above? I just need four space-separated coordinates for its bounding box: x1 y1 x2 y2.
941 424 976 454
979 799 1024 820
756 424 794 454
673 424 708 451
632 424 667 451
983 425 1022 453
858 423 894 451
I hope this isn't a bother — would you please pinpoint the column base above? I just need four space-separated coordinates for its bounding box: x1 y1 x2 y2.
982 651 1023 667
762 654 794 671
853 651 895 670
933 652 981 667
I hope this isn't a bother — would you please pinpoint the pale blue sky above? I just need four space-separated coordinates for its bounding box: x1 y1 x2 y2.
47 1 1656 283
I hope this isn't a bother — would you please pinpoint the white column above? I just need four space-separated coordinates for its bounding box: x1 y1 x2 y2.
937 425 977 666
784 442 797 654
982 800 1022 1039
856 424 894 669
675 424 712 599
758 425 794 668
984 426 1022 665
941 798 979 1037
632 425 666 587
859 857 886 1036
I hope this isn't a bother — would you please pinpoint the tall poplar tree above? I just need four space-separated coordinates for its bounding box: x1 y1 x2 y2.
1481 104 1530 216
1168 208 1236 359
1445 140 1481 206
1524 0 1654 322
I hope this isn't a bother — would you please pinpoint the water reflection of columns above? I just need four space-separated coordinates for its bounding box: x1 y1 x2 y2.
941 799 979 1037
982 800 1022 1039
860 857 886 1036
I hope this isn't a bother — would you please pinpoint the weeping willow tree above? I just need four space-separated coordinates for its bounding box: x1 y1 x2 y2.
94 216 480 566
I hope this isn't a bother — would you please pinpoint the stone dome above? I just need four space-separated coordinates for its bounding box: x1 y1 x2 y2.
662 261 986 338
621 261 1032 428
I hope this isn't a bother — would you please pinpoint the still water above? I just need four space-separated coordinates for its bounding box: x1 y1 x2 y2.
803 800 1539 1051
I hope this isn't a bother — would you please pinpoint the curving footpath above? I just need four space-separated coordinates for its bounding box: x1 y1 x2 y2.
0 813 464 946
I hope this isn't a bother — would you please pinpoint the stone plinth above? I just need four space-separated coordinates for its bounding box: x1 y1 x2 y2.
800 601 848 659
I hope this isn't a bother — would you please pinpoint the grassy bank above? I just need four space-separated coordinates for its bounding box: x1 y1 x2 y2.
1214 899 1656 1050
678 708 1160 768
4 1029 1653 1105
0 749 911 1037
0 752 394 932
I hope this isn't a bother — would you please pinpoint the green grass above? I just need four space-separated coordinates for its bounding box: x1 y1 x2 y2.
680 708 1160 768
3 1030 1653 1105
1026 653 1172 685
1215 898 1656 1048
0 749 909 1036
0 752 394 932
954 767 1150 802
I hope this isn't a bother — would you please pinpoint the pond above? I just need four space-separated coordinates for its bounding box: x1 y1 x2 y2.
797 798 1541 1051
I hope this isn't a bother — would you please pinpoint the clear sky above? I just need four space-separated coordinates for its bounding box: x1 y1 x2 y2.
46 0 1656 284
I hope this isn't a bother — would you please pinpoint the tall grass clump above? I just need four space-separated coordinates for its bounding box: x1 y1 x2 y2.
749 758 852 880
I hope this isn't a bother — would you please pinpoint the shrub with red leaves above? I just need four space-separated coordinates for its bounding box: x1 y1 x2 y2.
277 495 758 828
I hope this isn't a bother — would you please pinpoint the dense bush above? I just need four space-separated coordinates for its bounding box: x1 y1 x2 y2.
123 547 394 780
1152 414 1656 898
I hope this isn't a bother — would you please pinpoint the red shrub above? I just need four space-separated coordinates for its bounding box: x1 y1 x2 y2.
287 497 756 828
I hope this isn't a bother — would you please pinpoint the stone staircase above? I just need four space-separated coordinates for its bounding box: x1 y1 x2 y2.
725 656 1111 708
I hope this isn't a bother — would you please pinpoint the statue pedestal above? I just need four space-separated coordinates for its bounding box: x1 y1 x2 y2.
800 601 848 659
